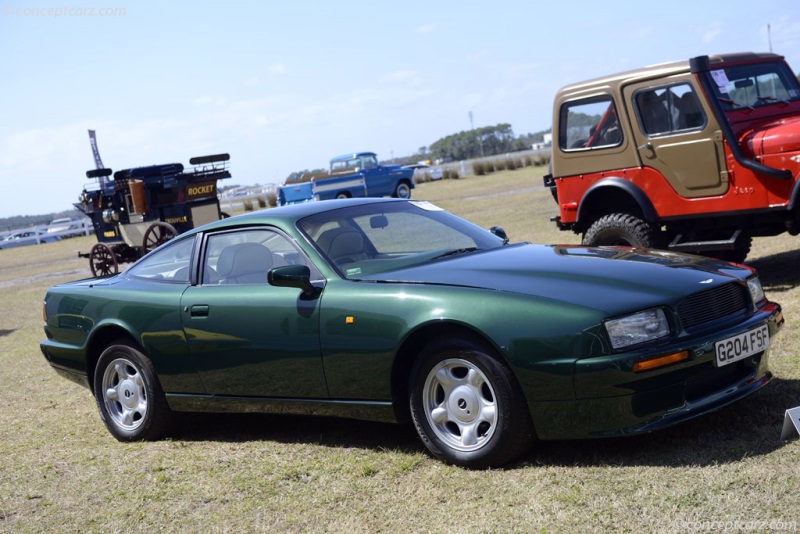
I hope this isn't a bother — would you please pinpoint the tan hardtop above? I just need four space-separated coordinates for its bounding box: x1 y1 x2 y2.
555 52 783 98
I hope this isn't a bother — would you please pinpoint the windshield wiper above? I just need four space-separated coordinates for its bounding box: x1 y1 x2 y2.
718 97 753 111
433 247 479 260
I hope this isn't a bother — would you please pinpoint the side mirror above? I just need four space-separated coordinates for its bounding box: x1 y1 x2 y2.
489 226 509 244
268 265 319 297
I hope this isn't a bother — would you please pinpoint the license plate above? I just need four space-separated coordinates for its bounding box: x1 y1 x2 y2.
715 325 769 367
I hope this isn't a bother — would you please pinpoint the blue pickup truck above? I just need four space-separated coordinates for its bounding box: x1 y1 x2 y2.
277 152 415 205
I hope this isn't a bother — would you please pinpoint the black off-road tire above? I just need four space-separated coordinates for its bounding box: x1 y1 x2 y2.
409 335 534 468
583 213 662 248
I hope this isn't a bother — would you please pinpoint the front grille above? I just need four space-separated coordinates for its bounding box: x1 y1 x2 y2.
677 282 749 330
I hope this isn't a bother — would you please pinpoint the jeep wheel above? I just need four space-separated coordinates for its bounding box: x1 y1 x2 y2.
583 213 662 248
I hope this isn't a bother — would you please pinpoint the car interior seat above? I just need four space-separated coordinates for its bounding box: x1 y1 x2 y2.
315 227 370 265
216 242 273 284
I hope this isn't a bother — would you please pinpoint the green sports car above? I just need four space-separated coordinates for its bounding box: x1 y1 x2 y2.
40 198 784 468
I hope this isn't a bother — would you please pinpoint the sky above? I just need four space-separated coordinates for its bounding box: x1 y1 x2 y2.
1 0 799 218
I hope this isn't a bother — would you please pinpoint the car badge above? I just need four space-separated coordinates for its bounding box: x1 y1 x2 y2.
700 279 713 284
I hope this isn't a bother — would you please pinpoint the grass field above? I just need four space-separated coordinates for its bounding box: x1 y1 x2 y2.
1 166 798 532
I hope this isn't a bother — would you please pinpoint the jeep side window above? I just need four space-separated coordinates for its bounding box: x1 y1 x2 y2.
635 83 705 136
559 96 622 151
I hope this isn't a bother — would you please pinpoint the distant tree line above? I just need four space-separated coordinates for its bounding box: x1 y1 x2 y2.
425 123 549 163
285 124 552 177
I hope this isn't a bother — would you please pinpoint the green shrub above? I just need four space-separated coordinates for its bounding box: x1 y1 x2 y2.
494 159 507 171
472 162 485 176
266 192 278 207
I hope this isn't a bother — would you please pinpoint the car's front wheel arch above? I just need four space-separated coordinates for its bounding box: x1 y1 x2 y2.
391 323 495 424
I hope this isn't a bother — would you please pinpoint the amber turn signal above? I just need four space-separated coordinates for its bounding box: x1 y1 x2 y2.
633 351 689 373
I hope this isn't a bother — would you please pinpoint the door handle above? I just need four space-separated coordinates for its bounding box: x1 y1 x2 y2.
638 142 655 157
188 305 209 317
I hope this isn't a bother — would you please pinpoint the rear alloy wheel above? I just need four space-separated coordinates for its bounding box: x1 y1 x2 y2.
409 336 533 468
93 341 171 441
583 213 662 248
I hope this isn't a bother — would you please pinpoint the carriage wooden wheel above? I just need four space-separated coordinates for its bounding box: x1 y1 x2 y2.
89 243 119 277
142 222 178 254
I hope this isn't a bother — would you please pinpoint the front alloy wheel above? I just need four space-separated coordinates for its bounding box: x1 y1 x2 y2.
410 336 534 468
422 358 498 452
94 341 171 441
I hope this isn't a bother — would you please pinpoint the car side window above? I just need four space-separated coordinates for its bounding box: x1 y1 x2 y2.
126 236 195 283
635 83 706 136
202 228 306 285
559 96 622 151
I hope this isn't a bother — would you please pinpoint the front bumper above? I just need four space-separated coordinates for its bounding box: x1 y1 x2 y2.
529 302 783 440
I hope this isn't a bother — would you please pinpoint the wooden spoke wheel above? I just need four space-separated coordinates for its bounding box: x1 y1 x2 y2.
142 222 178 254
89 243 119 277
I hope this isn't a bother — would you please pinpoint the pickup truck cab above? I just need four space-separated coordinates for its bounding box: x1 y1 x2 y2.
278 152 414 205
544 52 800 263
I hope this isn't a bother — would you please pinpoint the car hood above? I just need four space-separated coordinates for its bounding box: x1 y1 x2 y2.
358 244 753 315
747 114 800 156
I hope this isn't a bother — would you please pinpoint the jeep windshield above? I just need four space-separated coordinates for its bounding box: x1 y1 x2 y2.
708 60 800 110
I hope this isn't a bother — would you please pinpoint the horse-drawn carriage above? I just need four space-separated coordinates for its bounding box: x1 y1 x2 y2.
77 153 231 276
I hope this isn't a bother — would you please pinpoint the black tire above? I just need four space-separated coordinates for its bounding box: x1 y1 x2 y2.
583 213 662 248
393 181 412 199
336 192 350 200
93 340 172 441
409 335 534 468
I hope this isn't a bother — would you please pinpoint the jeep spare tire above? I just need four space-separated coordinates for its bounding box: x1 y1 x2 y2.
582 213 662 248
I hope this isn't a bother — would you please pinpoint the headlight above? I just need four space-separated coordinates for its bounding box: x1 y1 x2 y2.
605 308 670 349
747 276 765 305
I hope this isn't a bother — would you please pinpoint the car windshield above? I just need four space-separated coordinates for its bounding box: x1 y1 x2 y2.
710 60 800 110
298 201 504 278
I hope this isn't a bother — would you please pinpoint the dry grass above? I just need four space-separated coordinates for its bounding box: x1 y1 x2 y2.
1 168 798 532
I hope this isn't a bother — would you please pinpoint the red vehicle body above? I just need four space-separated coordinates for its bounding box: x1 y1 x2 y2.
545 52 800 262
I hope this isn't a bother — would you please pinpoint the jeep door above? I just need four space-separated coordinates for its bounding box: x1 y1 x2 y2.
624 76 729 198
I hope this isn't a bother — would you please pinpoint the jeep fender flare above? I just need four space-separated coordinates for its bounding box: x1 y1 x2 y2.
576 177 659 227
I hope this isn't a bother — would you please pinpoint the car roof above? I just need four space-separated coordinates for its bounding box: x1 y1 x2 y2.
330 152 377 163
189 198 411 235
555 52 785 95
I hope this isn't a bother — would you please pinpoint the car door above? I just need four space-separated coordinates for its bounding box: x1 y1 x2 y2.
623 76 729 198
360 154 390 195
180 227 328 398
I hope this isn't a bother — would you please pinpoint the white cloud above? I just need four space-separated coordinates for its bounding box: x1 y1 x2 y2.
269 64 287 75
701 21 723 43
414 23 436 34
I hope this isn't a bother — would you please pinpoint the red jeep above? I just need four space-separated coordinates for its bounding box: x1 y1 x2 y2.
544 52 800 262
